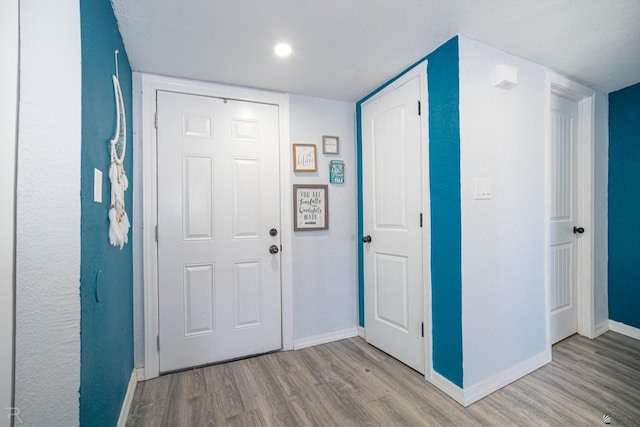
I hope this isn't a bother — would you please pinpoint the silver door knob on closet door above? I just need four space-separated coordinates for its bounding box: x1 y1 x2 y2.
269 245 279 254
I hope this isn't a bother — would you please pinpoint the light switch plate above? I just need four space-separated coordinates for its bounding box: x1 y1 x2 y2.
474 178 492 200
94 168 102 203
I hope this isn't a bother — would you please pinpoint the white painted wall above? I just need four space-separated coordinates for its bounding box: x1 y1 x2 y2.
593 90 609 334
0 1 18 425
458 37 548 387
15 1 81 425
289 95 359 341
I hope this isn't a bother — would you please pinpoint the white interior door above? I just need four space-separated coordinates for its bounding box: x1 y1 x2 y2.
549 93 580 344
157 91 281 372
362 68 425 373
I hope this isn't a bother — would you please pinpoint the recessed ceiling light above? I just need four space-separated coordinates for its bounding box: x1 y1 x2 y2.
274 43 292 58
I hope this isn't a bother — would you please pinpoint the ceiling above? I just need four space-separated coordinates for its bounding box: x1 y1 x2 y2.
112 0 640 102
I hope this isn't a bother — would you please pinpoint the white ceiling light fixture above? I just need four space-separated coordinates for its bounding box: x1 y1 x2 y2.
274 43 292 58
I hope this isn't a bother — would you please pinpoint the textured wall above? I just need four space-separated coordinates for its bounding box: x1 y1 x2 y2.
0 1 18 425
458 37 547 387
608 82 640 329
427 37 463 387
15 0 82 425
289 95 359 340
79 0 135 425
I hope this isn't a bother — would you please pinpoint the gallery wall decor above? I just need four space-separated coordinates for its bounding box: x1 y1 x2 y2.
322 135 340 154
329 160 345 184
108 50 130 249
293 184 328 231
293 143 317 172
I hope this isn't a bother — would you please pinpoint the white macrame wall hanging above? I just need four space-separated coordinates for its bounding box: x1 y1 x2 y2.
108 50 130 249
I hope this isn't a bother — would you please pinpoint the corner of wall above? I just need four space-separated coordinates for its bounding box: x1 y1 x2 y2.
79 0 135 425
426 36 463 388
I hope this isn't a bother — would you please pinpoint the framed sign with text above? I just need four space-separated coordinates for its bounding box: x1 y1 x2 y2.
292 143 317 172
293 184 328 231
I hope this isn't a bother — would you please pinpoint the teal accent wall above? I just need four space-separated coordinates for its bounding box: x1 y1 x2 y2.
356 36 463 386
426 37 462 387
80 1 134 425
608 82 640 329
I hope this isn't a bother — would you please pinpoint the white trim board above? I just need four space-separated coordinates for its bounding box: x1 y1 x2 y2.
430 349 551 407
134 73 293 380
293 328 359 350
117 369 138 427
609 320 640 341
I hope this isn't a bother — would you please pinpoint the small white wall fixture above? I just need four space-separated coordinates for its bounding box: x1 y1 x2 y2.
546 73 596 343
493 64 518 90
134 73 293 379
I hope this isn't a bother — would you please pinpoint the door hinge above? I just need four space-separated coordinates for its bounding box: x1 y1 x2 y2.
419 213 423 228
421 322 424 338
157 335 160 351
418 100 421 116
155 225 159 242
154 111 158 129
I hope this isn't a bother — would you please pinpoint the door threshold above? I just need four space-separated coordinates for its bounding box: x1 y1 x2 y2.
160 349 283 376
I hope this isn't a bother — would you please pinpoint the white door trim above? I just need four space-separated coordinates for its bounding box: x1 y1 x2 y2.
361 62 432 380
133 73 293 379
545 73 595 345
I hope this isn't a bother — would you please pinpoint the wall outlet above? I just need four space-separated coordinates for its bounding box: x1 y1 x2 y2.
474 178 492 200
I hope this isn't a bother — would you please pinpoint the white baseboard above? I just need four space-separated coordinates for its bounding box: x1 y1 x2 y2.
429 349 551 407
430 371 465 406
134 367 145 381
609 320 640 340
462 349 551 406
293 327 358 350
117 369 138 427
357 326 365 338
594 320 610 338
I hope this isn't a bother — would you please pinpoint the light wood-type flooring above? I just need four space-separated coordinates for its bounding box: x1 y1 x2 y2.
126 331 640 426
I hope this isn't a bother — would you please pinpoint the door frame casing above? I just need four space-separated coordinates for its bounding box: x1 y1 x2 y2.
545 73 595 346
133 73 293 379
360 62 432 379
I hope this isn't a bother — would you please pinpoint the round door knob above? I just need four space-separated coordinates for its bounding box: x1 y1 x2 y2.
270 228 278 237
269 245 279 254
573 226 585 234
362 235 372 243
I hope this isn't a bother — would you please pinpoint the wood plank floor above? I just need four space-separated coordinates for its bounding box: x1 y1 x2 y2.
126 331 640 426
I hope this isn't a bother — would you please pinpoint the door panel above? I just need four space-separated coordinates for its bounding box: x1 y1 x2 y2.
157 91 281 372
183 155 214 240
183 264 215 336
373 105 407 228
362 70 425 374
375 253 409 330
232 158 261 238
549 93 578 343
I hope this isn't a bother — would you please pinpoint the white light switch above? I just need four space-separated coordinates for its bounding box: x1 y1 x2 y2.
94 168 102 203
474 178 492 200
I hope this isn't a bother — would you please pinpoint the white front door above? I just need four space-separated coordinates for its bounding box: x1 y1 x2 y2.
362 66 426 373
549 93 580 343
157 91 282 372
